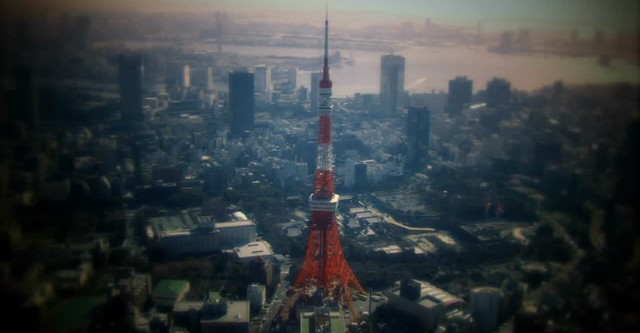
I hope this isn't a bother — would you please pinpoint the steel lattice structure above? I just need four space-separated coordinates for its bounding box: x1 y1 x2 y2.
292 10 364 312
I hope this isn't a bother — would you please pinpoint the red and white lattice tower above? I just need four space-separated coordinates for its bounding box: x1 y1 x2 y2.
292 10 364 311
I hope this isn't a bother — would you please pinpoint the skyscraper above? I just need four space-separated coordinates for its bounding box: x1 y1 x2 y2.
447 76 473 115
354 162 368 189
228 70 255 138
486 77 511 108
206 66 213 92
470 287 502 333
297 86 308 102
118 54 144 122
190 66 213 92
254 65 271 102
406 106 430 170
310 72 322 112
380 54 405 115
181 63 191 89
287 66 297 91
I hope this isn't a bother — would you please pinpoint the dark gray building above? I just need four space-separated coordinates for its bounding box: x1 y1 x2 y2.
486 77 511 108
447 76 473 116
406 106 430 170
354 163 367 189
380 54 405 115
228 70 255 138
118 54 144 122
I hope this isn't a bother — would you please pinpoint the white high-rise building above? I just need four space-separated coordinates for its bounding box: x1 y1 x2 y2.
254 65 271 102
181 64 191 88
344 160 356 188
206 66 213 91
310 72 322 111
288 66 297 90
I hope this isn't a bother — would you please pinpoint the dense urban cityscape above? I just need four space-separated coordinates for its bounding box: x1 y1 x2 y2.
0 1 638 333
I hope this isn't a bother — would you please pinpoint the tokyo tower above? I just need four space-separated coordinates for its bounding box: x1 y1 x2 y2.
288 9 364 315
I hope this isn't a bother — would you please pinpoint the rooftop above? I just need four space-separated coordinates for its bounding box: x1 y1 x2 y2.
200 300 250 324
215 220 256 229
231 241 274 260
300 308 346 333
355 212 376 219
150 215 189 238
391 279 464 309
149 209 255 238
375 244 403 254
348 207 368 214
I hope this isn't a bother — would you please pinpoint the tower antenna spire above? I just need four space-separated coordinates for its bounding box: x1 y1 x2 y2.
323 2 330 82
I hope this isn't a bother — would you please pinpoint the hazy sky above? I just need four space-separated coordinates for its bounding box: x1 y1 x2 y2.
6 0 639 31
220 0 638 27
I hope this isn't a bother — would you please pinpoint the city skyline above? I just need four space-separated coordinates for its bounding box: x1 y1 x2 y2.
4 0 639 32
2 0 637 97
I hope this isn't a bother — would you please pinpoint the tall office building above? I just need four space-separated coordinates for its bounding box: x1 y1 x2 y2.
470 287 502 333
287 66 297 92
181 64 191 89
486 77 511 107
254 65 271 102
380 54 405 115
228 69 255 138
447 76 473 116
118 54 144 122
310 72 322 112
247 283 266 311
406 106 430 170
297 86 308 102
354 163 367 189
190 66 213 91
206 66 214 92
